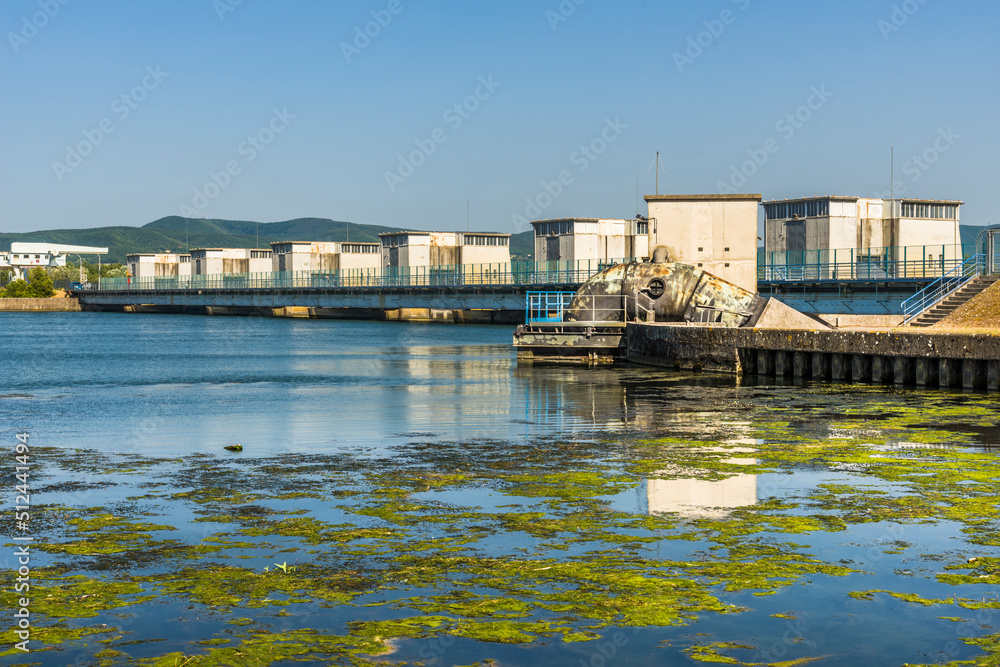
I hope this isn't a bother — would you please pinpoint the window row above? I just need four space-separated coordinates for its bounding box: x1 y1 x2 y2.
764 200 830 220
463 235 509 246
534 221 574 236
901 203 958 220
342 244 380 254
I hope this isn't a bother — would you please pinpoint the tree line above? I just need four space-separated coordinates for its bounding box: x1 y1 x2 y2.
0 263 126 298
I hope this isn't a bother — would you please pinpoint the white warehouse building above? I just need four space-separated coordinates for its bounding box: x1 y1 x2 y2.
126 253 192 279
0 243 108 280
189 248 273 275
379 232 511 269
270 241 381 273
531 218 649 264
763 196 963 262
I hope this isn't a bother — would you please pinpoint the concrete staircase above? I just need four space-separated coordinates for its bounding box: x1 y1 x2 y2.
908 276 1000 328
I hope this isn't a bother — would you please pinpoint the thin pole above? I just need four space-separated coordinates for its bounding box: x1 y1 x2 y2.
656 151 660 195
346 213 349 242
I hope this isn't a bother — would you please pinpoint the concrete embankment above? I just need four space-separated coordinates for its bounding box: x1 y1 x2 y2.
0 298 81 312
627 323 1000 390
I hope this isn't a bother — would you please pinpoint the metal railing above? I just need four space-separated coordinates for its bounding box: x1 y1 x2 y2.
525 293 657 325
526 292 576 323
758 244 977 282
901 254 985 323
82 259 638 292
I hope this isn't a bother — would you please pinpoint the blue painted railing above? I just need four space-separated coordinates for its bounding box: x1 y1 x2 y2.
82 259 638 292
525 292 576 324
758 244 977 282
901 254 985 323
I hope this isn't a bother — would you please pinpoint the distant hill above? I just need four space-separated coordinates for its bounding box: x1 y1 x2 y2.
0 217 535 264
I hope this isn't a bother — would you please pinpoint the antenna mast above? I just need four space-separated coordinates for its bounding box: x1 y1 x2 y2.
656 151 660 195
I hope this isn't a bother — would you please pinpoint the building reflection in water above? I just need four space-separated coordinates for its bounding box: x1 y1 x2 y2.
639 450 758 520
517 363 759 518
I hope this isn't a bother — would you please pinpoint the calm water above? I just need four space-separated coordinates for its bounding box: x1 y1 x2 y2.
2 312 999 666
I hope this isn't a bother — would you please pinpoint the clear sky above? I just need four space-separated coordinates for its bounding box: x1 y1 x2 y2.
2 0 997 233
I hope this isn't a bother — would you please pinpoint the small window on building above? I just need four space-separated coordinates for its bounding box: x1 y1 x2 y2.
698 247 703 252
725 263 730 268
724 247 730 252
698 263 703 267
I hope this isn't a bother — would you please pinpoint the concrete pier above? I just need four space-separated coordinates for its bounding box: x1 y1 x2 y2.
626 323 1000 391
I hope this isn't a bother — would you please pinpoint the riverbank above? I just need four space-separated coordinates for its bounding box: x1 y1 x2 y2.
0 297 80 312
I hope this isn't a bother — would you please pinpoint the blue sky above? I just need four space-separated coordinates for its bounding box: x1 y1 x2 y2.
2 0 997 234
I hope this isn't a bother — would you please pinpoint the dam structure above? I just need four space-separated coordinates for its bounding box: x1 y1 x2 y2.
71 259 630 323
514 253 1000 392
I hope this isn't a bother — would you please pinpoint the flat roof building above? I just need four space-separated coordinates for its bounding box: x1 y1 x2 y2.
270 241 381 273
763 196 963 264
530 218 649 265
126 253 192 279
1 243 108 280
645 194 762 293
189 248 273 275
379 232 511 269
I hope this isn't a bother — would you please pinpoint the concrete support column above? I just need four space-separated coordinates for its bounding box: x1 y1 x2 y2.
893 357 914 386
940 359 961 389
916 359 930 387
794 352 809 380
831 354 846 382
852 355 871 383
812 353 830 381
775 351 788 378
988 360 1000 392
963 360 985 391
757 350 771 378
872 357 887 384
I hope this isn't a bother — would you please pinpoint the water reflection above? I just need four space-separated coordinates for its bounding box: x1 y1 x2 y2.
641 467 758 519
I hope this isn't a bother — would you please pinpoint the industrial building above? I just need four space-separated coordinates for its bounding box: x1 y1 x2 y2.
189 248 273 275
126 253 192 279
644 194 763 293
270 241 381 273
763 196 963 262
379 232 511 269
530 218 649 265
1 243 108 280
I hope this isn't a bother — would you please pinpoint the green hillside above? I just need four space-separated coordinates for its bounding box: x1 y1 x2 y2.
0 217 535 264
